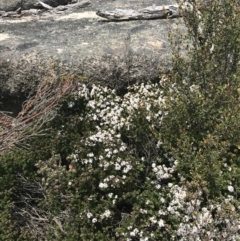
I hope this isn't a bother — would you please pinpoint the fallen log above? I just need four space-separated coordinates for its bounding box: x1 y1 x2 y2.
96 5 181 21
0 0 91 18
34 0 91 11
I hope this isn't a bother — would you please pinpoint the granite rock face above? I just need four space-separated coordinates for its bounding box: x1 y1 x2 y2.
0 0 185 113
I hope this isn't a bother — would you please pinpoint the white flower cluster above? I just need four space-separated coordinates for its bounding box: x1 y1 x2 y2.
176 192 240 240
67 153 79 163
101 209 111 219
64 82 240 240
124 226 152 241
152 163 175 181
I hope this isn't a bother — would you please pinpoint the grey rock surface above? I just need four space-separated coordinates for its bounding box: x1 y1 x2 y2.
0 0 185 113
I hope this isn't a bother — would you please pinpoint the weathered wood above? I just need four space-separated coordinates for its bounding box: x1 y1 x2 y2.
34 1 54 10
2 7 21 17
34 0 91 10
1 0 91 18
67 0 91 9
55 5 69 11
96 5 181 21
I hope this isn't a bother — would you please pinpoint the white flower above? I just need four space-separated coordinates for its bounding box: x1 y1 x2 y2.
68 181 72 186
158 210 166 216
115 163 121 170
146 103 151 111
103 162 109 170
99 182 108 189
123 165 132 173
140 209 148 214
68 101 74 108
88 158 93 164
156 141 163 148
121 161 127 167
120 145 127 152
87 152 94 157
146 200 150 205
162 173 170 179
158 219 165 227
228 185 234 192
127 226 133 230
167 206 175 214
108 193 113 198
149 216 157 223
140 237 149 241
146 116 151 122
87 212 93 219
130 228 139 236
92 218 97 223
101 209 111 219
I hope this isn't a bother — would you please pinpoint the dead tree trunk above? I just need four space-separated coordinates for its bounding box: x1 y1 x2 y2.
96 5 181 21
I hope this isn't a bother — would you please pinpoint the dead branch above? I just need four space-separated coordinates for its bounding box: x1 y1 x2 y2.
0 74 78 152
34 0 91 12
12 173 72 238
12 174 49 234
34 1 54 10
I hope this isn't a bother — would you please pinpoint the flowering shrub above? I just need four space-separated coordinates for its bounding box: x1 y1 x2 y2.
35 79 240 240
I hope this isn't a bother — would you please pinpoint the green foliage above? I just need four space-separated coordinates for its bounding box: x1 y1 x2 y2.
0 149 35 241
162 0 240 199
